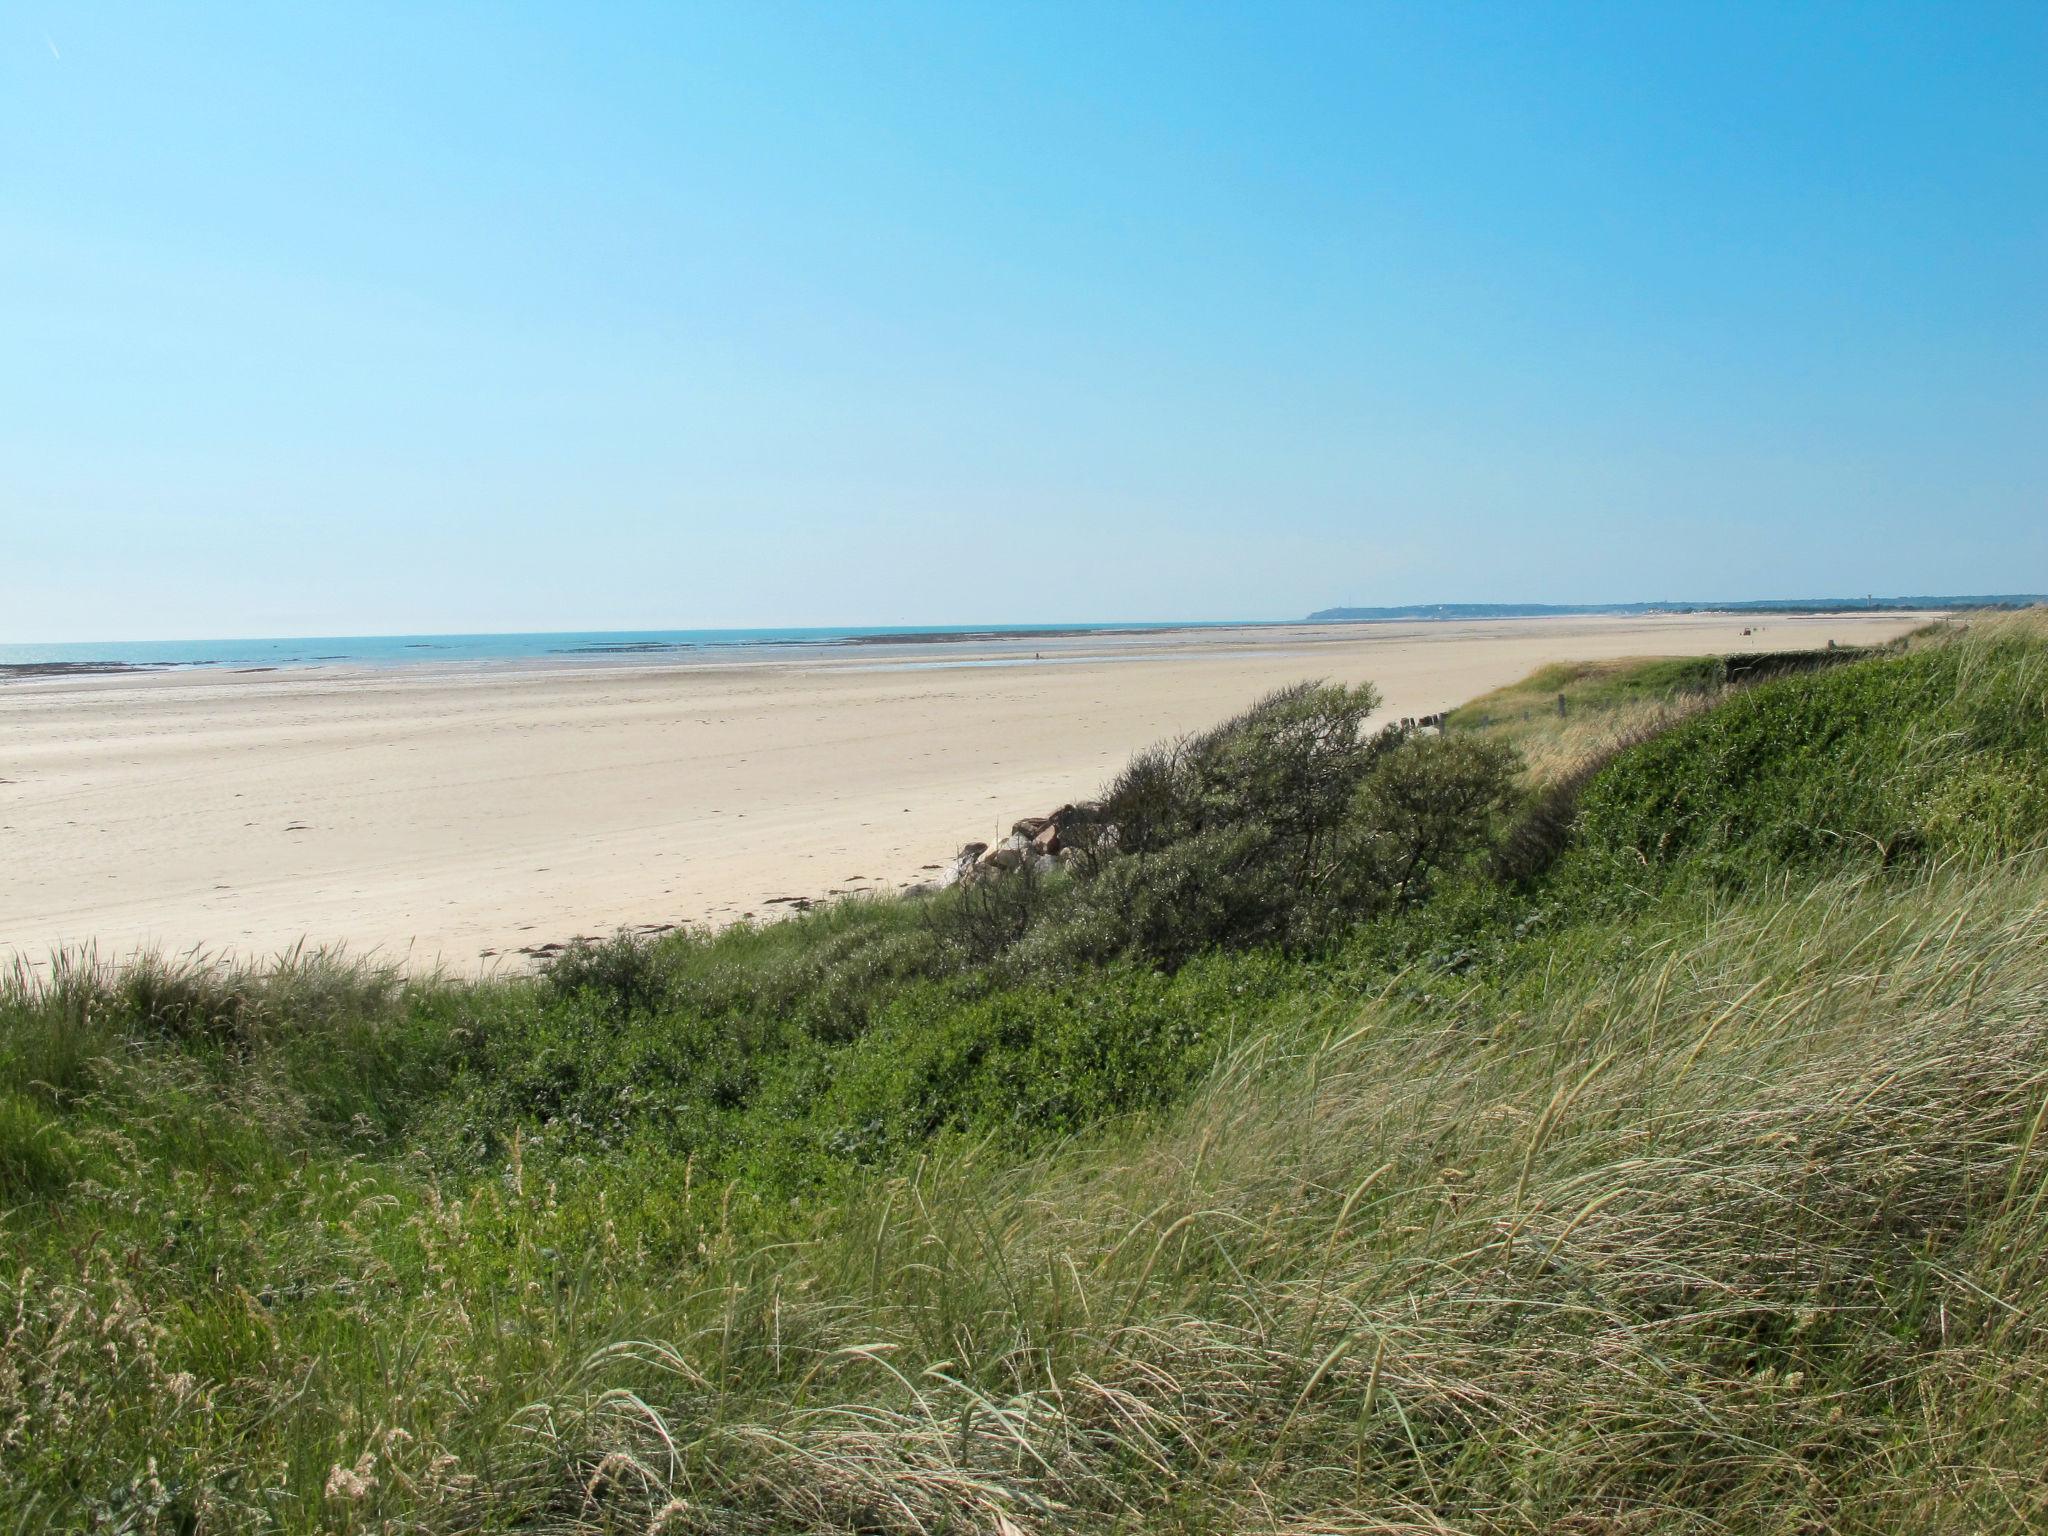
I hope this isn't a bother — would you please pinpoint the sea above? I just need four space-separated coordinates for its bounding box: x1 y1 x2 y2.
0 622 1271 676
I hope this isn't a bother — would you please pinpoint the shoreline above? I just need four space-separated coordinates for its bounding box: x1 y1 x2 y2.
5 601 2025 682
0 619 1277 680
0 611 1939 975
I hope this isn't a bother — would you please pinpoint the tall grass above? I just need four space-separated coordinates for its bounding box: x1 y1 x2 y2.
1445 655 1732 783
13 858 2045 1531
386 858 2048 1531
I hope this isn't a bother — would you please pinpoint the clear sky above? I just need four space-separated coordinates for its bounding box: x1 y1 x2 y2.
4 3 2043 641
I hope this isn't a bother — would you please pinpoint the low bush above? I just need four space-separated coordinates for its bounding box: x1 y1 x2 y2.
932 682 1522 971
1104 681 1385 853
1348 731 1521 898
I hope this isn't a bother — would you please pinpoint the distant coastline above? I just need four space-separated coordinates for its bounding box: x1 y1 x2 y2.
1306 595 2045 624
4 599 2036 679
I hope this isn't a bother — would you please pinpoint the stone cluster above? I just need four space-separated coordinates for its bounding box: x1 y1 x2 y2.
905 802 1118 896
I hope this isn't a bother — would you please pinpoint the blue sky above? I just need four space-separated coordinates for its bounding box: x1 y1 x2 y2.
4 3 2043 640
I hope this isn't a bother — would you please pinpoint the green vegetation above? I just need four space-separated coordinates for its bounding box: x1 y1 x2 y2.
1453 652 1730 727
1564 628 2048 889
6 614 2048 1532
998 682 1521 970
1445 653 1734 784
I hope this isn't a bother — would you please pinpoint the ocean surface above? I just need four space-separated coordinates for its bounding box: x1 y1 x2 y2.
0 622 1268 675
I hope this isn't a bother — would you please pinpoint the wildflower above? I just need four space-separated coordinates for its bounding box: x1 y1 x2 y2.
325 1451 379 1502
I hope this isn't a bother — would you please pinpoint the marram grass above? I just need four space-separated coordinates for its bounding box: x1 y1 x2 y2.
491 858 2048 1533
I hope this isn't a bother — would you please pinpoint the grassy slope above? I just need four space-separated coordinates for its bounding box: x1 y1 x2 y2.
4 615 2046 1533
1443 654 1730 782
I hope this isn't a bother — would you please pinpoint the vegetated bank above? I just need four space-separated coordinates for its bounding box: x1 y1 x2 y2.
4 614 2047 1533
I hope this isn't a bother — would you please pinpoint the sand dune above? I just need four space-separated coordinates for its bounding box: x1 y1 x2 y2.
0 612 1930 972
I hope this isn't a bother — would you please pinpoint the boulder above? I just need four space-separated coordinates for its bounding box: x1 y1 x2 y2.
931 805 1119 890
937 841 988 888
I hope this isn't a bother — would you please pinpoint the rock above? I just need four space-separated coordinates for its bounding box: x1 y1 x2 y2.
1046 802 1114 851
928 805 1116 891
937 841 988 889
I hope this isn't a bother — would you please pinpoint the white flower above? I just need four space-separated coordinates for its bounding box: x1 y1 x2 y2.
324 1451 378 1502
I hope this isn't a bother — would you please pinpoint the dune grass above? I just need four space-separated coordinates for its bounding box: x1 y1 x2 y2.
1443 654 1733 783
514 855 2048 1533
4 611 2046 1532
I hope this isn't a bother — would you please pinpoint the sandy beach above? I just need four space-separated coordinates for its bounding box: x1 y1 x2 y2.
0 612 1931 972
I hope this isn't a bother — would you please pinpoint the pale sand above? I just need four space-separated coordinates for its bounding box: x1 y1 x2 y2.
0 613 1932 973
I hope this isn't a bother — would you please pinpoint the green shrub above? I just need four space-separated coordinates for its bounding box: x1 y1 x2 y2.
1348 732 1522 899
940 682 1522 970
1105 680 1384 853
1035 822 1302 967
546 930 675 1014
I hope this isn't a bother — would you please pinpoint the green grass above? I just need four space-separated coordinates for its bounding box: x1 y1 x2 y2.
4 612 2047 1532
1453 652 1730 726
1562 619 2048 893
1444 654 1734 784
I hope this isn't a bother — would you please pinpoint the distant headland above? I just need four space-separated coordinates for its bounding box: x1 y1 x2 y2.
1305 595 2045 623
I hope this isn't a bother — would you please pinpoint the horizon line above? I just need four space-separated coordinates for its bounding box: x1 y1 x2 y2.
4 593 2042 652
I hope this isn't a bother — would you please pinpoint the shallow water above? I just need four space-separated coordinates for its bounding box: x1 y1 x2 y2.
0 621 1275 673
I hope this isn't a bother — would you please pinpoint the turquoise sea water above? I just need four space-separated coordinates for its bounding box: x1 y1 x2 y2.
0 622 1264 673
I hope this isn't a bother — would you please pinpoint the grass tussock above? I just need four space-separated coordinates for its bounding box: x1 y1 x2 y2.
4 609 2047 1531
1445 654 1733 783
